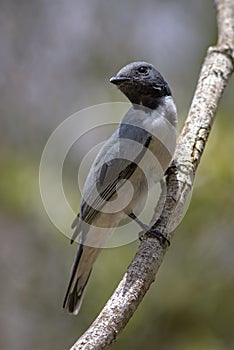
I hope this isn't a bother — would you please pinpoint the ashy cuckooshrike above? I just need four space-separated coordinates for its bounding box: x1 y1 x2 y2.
63 61 178 314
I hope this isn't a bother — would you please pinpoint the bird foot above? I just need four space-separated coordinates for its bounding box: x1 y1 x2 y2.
148 229 170 247
139 229 170 247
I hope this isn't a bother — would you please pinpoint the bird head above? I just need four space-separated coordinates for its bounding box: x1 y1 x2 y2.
110 61 171 108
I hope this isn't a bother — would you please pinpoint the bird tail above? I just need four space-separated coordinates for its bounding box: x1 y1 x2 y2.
63 243 100 315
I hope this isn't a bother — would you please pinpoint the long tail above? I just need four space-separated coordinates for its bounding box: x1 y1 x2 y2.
63 243 100 315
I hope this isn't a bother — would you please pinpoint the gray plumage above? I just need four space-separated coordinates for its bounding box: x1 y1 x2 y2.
63 61 177 314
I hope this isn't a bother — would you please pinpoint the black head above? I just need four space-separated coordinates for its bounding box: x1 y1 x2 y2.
110 61 171 109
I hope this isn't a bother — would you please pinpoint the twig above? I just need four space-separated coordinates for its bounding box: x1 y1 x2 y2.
70 1 234 348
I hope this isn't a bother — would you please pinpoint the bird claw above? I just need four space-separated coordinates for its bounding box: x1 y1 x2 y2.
148 229 170 247
138 228 170 247
138 230 145 241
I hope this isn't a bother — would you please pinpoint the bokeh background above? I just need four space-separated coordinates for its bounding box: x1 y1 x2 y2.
1 0 234 349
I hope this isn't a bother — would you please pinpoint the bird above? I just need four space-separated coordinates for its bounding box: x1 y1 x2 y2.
63 61 178 315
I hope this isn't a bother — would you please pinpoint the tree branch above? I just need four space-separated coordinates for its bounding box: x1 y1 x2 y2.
70 1 234 348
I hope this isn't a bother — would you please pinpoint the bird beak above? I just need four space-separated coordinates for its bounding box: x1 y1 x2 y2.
110 76 131 85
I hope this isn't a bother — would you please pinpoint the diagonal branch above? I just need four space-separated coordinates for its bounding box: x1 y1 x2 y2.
70 1 234 349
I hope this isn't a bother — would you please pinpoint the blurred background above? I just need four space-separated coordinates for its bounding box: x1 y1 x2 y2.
1 0 234 349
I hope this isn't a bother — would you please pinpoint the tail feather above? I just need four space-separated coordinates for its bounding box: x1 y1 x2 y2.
64 268 92 315
63 243 84 312
63 243 100 315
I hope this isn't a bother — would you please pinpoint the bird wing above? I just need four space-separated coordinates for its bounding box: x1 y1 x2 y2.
71 123 151 242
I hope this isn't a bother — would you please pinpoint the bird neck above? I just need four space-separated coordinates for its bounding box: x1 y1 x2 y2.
130 95 163 110
122 87 171 110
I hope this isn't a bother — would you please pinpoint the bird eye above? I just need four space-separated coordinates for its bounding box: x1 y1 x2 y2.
137 66 149 74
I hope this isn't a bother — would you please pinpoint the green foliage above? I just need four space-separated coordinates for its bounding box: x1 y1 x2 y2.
0 152 38 216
